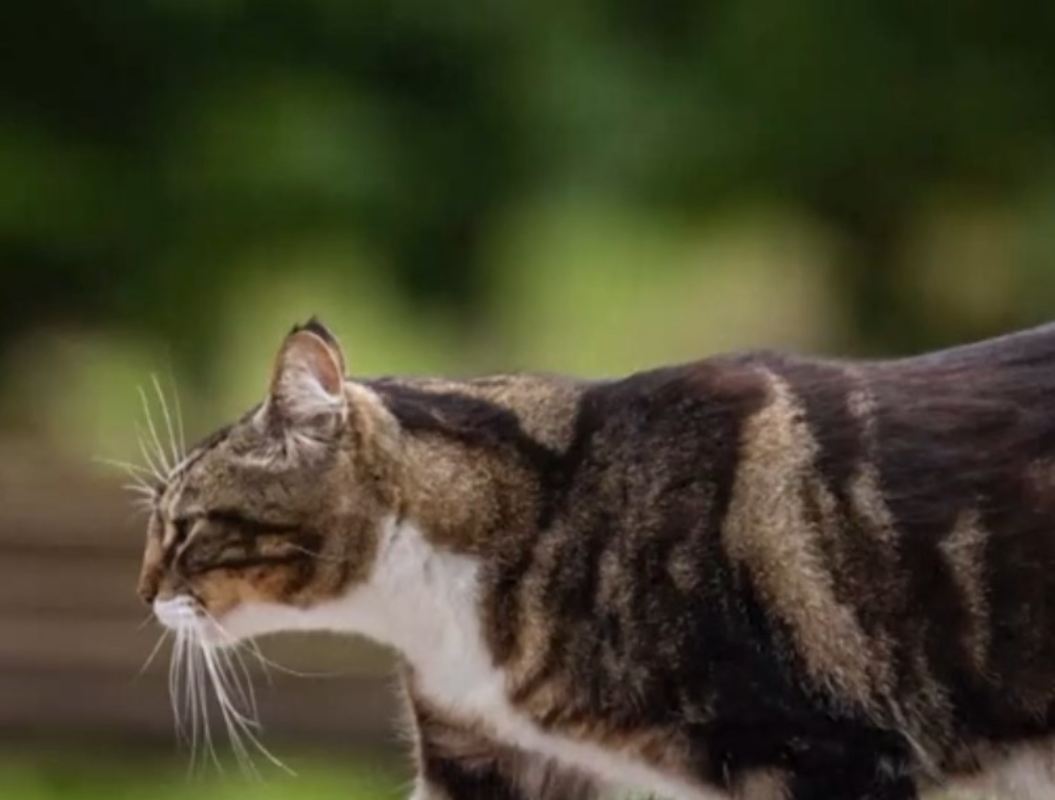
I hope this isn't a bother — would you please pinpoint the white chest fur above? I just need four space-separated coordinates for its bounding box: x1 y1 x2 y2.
223 520 720 799
345 521 720 800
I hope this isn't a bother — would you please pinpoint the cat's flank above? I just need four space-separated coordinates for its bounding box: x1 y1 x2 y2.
138 319 1055 800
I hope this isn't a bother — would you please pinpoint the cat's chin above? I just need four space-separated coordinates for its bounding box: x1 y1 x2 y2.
212 598 315 644
152 594 203 633
152 594 258 647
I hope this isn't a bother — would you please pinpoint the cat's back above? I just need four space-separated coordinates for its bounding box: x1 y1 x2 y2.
593 321 1055 506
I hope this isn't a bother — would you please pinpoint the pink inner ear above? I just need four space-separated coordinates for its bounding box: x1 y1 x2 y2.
274 331 344 398
301 338 343 395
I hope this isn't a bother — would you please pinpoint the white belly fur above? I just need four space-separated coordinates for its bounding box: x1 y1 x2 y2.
413 620 723 800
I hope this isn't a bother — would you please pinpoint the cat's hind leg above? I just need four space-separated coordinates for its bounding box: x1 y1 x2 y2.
783 758 917 800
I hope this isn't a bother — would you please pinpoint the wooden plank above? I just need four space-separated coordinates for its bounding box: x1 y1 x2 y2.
0 664 398 745
0 548 138 615
0 443 143 552
0 614 392 675
0 439 402 746
0 615 169 672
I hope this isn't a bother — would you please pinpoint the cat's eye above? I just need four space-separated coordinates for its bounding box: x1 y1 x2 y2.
171 517 193 545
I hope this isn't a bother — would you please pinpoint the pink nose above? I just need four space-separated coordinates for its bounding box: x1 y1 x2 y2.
137 570 161 606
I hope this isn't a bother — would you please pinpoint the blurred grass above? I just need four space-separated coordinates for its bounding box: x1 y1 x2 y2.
0 752 404 800
0 754 992 800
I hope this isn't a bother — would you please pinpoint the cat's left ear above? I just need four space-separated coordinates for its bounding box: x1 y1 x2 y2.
268 318 348 424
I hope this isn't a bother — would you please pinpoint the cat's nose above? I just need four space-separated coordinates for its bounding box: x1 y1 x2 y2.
138 583 157 606
137 571 160 606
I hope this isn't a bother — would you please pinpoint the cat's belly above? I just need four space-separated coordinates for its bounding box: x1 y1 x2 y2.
392 522 725 799
943 745 1055 800
416 656 726 800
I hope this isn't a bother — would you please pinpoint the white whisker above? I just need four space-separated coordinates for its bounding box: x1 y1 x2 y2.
131 498 156 514
152 373 183 472
138 385 172 476
169 374 187 462
215 637 260 720
202 642 257 777
197 643 222 774
208 612 349 679
136 427 167 483
239 637 276 686
206 614 275 685
243 640 342 679
183 630 197 754
96 455 160 517
163 601 292 778
137 631 170 678
202 637 293 776
94 456 157 482
169 628 186 743
186 633 200 775
202 640 262 734
192 633 224 777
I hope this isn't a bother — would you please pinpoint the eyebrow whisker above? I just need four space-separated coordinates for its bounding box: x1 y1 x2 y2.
168 372 188 463
138 385 172 476
94 457 157 482
152 373 183 473
136 426 168 484
123 482 157 497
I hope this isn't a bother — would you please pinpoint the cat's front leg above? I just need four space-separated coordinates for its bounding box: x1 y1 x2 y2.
402 678 600 800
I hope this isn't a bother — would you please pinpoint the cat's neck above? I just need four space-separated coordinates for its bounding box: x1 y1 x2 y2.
300 373 593 671
218 513 486 683
366 373 589 556
310 515 493 690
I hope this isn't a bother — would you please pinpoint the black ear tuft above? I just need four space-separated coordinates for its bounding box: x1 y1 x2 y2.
293 316 340 349
269 320 348 421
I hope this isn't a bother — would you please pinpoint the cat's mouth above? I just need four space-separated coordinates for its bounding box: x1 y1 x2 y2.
153 594 228 645
153 595 199 629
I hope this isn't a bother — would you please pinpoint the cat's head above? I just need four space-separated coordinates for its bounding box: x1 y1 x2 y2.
137 319 402 642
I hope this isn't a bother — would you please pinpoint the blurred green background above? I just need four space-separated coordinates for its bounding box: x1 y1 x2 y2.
2 1 1055 798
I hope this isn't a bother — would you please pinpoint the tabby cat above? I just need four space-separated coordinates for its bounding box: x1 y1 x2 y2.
138 318 1055 799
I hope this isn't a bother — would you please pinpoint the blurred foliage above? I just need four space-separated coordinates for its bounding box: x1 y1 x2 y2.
2 1 1055 446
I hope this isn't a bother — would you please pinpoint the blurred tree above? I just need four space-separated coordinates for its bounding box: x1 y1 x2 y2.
2 0 1054 367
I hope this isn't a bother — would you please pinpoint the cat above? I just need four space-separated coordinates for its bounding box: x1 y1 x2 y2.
137 317 1055 800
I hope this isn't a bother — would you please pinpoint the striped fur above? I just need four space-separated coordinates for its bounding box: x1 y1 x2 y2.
138 320 1055 799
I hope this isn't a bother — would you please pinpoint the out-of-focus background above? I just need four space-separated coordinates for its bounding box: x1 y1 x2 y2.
2 2 1055 798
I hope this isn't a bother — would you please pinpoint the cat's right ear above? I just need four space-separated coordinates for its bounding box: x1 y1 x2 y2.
267 318 348 426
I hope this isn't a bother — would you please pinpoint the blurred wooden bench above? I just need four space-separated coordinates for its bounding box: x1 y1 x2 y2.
0 440 398 749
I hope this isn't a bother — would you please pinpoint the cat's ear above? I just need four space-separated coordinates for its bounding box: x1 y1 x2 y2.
268 318 348 424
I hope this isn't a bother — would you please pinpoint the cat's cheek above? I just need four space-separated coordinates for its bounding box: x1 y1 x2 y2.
188 568 250 622
191 564 305 625
237 562 312 608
